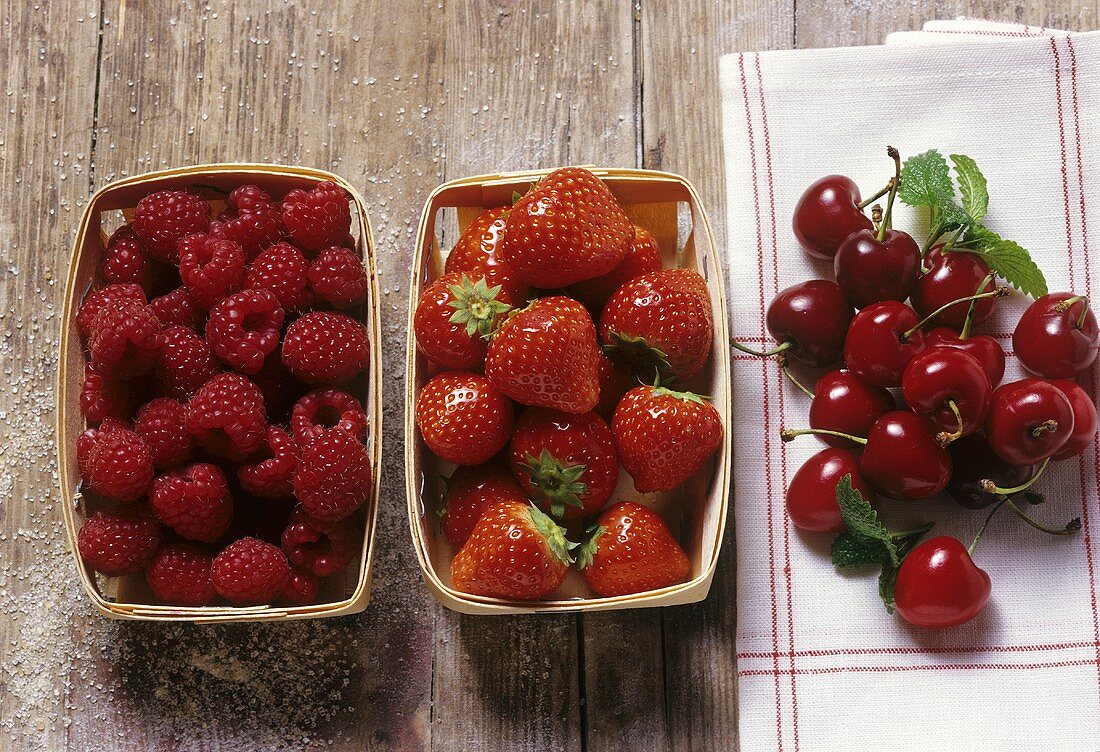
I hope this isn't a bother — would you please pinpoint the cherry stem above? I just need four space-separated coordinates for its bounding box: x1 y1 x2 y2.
935 400 965 447
1031 420 1059 438
959 273 996 341
777 355 815 399
889 522 935 540
1003 498 1081 537
876 146 902 242
780 428 867 445
920 220 946 257
857 180 893 210
1056 295 1093 328
980 458 1051 496
731 339 793 359
969 497 1008 556
902 286 1008 340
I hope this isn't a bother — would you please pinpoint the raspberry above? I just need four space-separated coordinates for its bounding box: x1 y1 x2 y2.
133 189 211 262
89 298 163 379
76 283 146 339
211 537 290 605
76 418 125 479
308 246 367 308
150 286 204 330
282 311 370 384
250 355 306 423
149 462 235 543
77 508 161 577
281 507 357 577
185 372 267 460
292 427 372 522
281 181 351 253
178 233 246 310
244 242 314 311
154 325 221 399
281 568 322 606
210 185 284 261
205 289 285 375
79 421 154 503
80 363 136 423
145 543 216 605
290 388 369 445
102 224 152 289
237 426 298 499
134 397 193 468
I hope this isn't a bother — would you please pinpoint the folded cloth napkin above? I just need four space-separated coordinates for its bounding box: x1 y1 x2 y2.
720 19 1100 751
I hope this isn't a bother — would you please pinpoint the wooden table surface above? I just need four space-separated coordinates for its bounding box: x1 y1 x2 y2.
2 1 1096 749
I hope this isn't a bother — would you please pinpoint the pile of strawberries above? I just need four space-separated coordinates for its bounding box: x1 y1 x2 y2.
74 180 372 607
413 167 725 601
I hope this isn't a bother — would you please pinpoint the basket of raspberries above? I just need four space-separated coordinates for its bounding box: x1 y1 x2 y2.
405 167 732 614
739 147 1099 629
58 164 381 621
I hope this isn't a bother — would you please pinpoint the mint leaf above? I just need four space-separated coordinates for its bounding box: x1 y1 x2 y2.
937 201 973 231
878 555 899 613
898 149 955 210
831 530 887 568
835 475 899 566
967 226 1049 298
950 154 989 222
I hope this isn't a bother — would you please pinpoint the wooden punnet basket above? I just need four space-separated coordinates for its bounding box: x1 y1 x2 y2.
405 167 732 614
58 164 382 622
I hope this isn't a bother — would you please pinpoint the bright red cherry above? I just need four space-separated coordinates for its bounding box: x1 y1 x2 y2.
736 280 853 367
894 536 991 628
1048 379 1098 460
843 301 926 388
946 433 1034 509
901 348 992 444
911 247 996 330
785 448 874 533
985 379 1075 465
834 229 921 308
792 175 874 260
1014 293 1099 377
859 411 952 500
925 327 1006 387
808 370 895 448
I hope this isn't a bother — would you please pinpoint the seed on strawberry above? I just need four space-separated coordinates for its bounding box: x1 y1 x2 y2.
568 225 663 313
281 181 351 253
578 501 690 597
441 462 528 548
415 372 514 466
133 189 211 263
444 207 529 305
414 273 511 370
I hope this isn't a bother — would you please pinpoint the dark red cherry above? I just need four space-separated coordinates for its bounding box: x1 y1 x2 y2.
901 348 992 443
833 229 921 308
859 411 952 500
792 175 874 260
1014 292 1099 378
1048 379 1098 460
785 448 874 533
763 280 853 367
809 370 895 448
925 327 1006 387
843 301 926 388
946 433 1034 509
894 536 991 628
911 247 996 330
985 379 1076 465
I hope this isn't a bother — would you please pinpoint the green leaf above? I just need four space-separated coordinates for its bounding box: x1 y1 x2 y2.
898 149 955 209
878 555 899 613
835 476 899 566
950 154 989 221
968 226 1049 298
936 201 974 231
831 530 887 569
517 449 588 519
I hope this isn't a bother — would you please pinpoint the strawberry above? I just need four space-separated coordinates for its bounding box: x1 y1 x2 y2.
600 269 714 384
414 273 512 370
450 500 577 600
509 408 618 520
579 501 691 597
612 385 723 493
441 461 528 548
445 207 529 305
499 167 633 288
415 371 514 466
568 225 663 313
484 296 601 414
594 351 635 421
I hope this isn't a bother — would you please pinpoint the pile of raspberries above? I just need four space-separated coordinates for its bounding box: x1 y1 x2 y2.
74 181 373 607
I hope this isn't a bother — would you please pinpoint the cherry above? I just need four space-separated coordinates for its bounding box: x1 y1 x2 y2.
925 327 1006 387
843 301 926 388
733 280 853 367
792 175 876 260
985 379 1075 465
911 248 996 330
901 348 992 445
807 370 895 448
946 433 1034 509
785 447 874 533
894 536 990 628
1014 293 1100 378
1048 379 1098 460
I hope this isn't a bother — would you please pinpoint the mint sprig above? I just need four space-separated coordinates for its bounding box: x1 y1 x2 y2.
950 153 988 221
962 226 1049 298
897 149 954 210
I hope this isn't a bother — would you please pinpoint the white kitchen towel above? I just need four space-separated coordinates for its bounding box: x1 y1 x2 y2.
720 23 1100 751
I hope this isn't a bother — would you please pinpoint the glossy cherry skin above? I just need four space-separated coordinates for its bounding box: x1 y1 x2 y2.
925 327 1006 387
859 411 952 500
901 348 992 440
833 229 921 309
765 280 853 367
894 536 991 628
792 175 874 260
946 433 1034 509
1013 292 1100 377
786 448 874 533
910 247 996 330
1049 379 1098 460
843 301 927 388
808 370 895 448
985 379 1076 465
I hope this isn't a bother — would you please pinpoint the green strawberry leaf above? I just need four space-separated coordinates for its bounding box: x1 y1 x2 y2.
575 524 606 570
898 149 955 210
950 153 989 222
517 449 588 519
